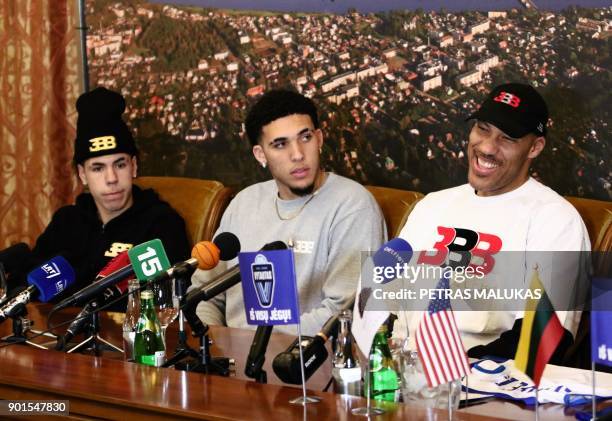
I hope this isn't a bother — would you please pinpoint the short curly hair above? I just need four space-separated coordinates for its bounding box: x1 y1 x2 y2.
245 89 319 146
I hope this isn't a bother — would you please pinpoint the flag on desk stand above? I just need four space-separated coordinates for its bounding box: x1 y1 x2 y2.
415 269 471 389
514 267 564 389
238 248 319 405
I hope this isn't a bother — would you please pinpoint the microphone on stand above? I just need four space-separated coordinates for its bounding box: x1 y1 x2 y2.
149 232 241 287
55 252 135 349
0 256 75 324
53 233 241 312
53 256 134 312
245 325 274 383
183 241 287 309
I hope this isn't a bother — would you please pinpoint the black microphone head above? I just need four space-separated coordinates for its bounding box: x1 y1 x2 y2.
213 232 241 261
272 336 328 384
262 241 287 251
0 243 31 273
273 348 302 384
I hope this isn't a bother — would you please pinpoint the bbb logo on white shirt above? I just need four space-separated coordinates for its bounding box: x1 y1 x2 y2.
293 240 314 254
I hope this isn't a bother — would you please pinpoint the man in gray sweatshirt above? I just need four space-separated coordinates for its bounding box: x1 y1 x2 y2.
191 89 386 335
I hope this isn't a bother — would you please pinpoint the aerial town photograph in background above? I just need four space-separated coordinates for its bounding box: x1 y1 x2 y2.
86 0 611 200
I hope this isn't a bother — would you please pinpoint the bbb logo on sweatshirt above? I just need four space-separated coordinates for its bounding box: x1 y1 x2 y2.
104 242 133 257
417 226 502 274
292 240 314 255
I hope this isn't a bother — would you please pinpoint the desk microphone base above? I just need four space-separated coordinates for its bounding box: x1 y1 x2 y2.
174 356 233 376
1 305 57 350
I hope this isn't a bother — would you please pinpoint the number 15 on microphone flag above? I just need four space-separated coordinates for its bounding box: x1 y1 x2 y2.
239 249 300 326
128 239 170 282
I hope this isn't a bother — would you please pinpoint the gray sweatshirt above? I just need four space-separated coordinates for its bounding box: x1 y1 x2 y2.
191 173 386 335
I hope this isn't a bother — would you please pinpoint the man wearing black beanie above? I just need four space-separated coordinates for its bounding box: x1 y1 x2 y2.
12 87 190 309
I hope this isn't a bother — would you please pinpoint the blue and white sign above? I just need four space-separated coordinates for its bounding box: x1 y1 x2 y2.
239 249 299 326
592 277 612 367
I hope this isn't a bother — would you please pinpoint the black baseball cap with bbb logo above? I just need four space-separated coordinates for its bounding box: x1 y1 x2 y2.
467 83 549 138
73 87 138 165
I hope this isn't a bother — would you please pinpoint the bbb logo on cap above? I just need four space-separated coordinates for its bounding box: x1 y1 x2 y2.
89 135 117 152
493 91 521 108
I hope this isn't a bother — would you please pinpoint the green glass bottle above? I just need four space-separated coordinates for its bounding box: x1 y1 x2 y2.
133 290 166 367
369 324 399 402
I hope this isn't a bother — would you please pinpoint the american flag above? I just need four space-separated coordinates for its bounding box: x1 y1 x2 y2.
416 271 471 388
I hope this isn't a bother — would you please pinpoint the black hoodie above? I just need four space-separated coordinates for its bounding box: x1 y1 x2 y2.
16 185 190 307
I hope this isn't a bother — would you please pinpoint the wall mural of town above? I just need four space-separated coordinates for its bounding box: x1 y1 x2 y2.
86 0 611 200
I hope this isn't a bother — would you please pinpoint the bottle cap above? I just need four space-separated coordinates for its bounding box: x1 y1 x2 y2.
339 309 352 319
140 290 153 300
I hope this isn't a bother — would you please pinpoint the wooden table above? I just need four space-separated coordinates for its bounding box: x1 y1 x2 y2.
0 303 596 420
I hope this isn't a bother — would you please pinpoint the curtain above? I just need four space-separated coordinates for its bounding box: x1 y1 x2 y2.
0 0 81 248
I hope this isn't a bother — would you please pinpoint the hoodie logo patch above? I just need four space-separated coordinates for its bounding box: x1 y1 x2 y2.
105 242 133 257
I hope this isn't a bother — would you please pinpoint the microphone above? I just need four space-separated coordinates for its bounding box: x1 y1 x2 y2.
53 233 240 312
0 242 31 274
212 232 242 261
53 251 134 312
0 256 75 323
184 241 286 307
245 325 274 382
56 253 136 348
372 238 413 284
182 241 286 337
272 297 355 385
149 232 241 286
60 233 240 347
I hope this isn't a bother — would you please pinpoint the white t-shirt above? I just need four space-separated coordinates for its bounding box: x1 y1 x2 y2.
395 178 590 351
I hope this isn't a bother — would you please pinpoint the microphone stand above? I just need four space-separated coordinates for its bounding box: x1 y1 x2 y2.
1 303 56 349
162 265 200 368
244 325 273 384
66 299 122 356
179 298 233 376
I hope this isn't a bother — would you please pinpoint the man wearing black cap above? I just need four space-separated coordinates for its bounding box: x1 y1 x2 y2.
14 87 190 306
394 83 590 362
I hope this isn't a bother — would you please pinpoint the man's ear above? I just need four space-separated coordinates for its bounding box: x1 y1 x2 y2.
77 164 87 185
131 156 138 178
315 128 324 150
528 136 546 159
253 144 267 168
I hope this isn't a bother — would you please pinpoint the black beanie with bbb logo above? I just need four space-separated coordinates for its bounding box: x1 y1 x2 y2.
73 87 138 165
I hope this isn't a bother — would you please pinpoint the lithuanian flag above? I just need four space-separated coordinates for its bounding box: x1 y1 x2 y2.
514 268 564 387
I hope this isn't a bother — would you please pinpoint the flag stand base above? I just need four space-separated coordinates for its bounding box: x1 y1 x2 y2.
289 396 321 405
351 407 385 416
